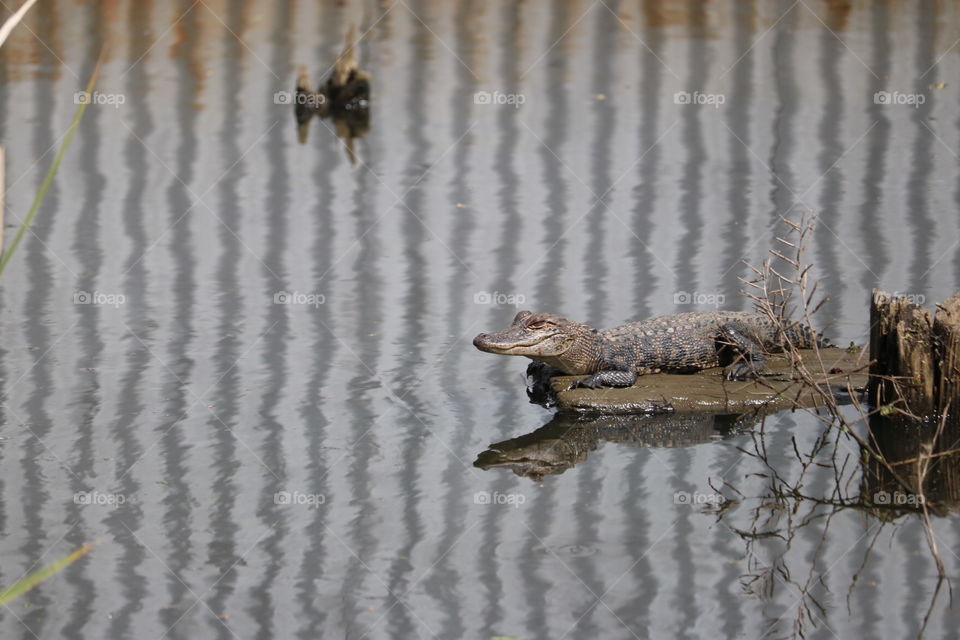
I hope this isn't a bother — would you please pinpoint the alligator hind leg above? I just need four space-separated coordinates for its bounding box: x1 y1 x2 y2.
719 323 766 380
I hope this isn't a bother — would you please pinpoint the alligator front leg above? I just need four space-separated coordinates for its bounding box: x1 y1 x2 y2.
719 323 766 380
566 364 637 390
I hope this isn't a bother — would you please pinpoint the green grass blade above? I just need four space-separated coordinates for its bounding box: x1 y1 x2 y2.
0 543 95 606
0 49 103 277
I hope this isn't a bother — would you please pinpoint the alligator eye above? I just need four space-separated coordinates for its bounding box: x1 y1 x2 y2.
528 321 554 330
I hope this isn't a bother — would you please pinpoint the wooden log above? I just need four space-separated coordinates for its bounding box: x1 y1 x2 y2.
869 289 935 415
552 347 868 414
865 291 960 513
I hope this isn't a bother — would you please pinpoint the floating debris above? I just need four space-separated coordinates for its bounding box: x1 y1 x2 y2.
292 25 371 163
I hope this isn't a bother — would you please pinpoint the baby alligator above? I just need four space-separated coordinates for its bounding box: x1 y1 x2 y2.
473 310 825 389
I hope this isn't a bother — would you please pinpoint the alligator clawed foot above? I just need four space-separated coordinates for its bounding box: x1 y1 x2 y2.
566 377 598 391
723 361 761 381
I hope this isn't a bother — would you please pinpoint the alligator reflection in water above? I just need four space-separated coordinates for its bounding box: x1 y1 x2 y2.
474 411 763 481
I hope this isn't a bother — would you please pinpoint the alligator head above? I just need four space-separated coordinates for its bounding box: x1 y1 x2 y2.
473 310 601 374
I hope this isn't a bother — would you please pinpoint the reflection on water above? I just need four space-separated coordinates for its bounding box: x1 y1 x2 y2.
866 415 960 517
717 408 960 639
476 411 762 480
0 0 959 638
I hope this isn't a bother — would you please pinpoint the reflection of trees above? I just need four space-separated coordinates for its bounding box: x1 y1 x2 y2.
716 411 960 639
864 414 960 517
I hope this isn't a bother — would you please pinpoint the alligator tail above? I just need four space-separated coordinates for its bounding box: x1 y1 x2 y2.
784 323 833 349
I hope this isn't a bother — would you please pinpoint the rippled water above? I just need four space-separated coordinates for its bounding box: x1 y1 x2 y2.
1 1 959 638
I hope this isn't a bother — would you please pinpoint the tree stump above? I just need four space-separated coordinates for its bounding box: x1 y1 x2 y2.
870 289 960 416
933 292 960 411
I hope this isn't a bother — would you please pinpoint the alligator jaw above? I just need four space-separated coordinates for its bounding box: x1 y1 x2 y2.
472 333 551 355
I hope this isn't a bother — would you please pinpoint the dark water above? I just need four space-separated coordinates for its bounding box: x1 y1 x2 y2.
1 1 959 638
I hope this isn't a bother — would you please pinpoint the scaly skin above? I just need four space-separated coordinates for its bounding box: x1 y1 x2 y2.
473 310 825 389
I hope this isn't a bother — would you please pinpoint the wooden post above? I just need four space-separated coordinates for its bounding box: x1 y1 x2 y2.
869 289 935 415
870 289 960 417
933 292 960 412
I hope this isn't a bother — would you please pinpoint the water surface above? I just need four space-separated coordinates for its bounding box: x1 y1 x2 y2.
1 1 959 638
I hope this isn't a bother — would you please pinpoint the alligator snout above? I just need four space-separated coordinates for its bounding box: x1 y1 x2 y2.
474 331 517 354
473 333 493 350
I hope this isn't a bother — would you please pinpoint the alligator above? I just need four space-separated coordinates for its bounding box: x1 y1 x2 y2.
473 310 826 389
